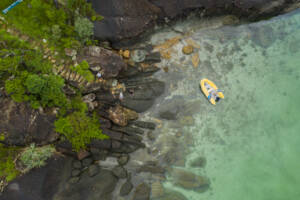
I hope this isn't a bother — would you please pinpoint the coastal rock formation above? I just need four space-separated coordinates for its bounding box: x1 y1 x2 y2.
54 170 118 200
153 189 188 200
133 183 151 200
0 98 58 146
121 77 165 113
1 156 71 200
78 46 127 79
108 105 138 126
91 0 300 45
169 168 210 192
92 0 161 45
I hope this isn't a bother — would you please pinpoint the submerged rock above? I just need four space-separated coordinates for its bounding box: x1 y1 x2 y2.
153 189 188 200
170 168 210 192
54 170 118 200
120 179 134 196
157 96 186 120
251 26 276 48
182 45 194 55
190 156 207 168
131 49 148 63
131 121 156 130
151 181 164 198
118 154 130 166
133 183 151 200
112 166 127 179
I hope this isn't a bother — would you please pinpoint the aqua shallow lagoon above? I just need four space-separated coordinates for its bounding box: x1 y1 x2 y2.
143 9 300 200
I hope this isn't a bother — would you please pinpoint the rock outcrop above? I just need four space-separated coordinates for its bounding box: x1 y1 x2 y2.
1 156 71 200
0 98 58 146
78 46 127 79
91 0 300 46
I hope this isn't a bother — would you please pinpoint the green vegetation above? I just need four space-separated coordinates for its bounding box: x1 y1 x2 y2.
0 134 5 141
0 1 107 184
55 111 108 152
71 60 94 82
0 144 20 182
20 144 55 172
65 0 103 22
1 0 101 49
0 30 67 108
75 16 94 42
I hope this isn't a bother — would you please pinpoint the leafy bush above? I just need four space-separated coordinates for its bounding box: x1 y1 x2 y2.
25 74 45 94
70 96 88 113
55 111 108 151
20 144 55 172
0 144 20 182
5 73 67 108
1 0 77 49
5 76 27 102
51 24 62 41
71 60 94 82
74 17 94 42
66 0 103 21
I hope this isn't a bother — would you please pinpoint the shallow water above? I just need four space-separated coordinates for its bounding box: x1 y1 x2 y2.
134 9 300 200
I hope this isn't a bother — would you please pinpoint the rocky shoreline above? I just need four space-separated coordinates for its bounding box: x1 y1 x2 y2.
91 0 300 47
1 1 300 200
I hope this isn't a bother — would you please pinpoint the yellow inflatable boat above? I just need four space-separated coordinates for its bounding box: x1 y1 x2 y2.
200 79 224 105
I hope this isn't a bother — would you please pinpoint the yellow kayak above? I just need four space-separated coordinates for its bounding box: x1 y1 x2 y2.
200 79 224 105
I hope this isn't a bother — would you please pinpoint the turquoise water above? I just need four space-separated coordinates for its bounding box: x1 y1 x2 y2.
144 9 300 200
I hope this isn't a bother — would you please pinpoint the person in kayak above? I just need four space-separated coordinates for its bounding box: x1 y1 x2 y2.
207 87 220 102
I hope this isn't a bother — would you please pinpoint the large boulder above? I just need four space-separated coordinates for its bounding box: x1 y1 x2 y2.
107 105 138 126
1 156 71 200
169 168 210 192
78 46 127 79
0 98 58 146
121 78 165 113
91 0 299 45
53 169 118 200
133 183 151 200
152 189 188 200
92 0 161 44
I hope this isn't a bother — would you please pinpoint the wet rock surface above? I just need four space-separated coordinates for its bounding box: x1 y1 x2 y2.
133 183 151 200
121 78 165 113
119 179 134 196
88 164 100 177
112 166 128 179
153 189 188 200
190 156 207 168
169 168 210 192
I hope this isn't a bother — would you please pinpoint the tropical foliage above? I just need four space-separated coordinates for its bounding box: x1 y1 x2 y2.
55 111 108 152
70 60 94 82
20 144 55 172
0 144 20 182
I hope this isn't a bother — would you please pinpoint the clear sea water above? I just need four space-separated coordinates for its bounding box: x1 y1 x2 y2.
134 9 300 200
